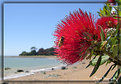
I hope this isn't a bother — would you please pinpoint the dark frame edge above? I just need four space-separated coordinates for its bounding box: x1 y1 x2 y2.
3 1 107 4
1 1 4 83
1 1 109 83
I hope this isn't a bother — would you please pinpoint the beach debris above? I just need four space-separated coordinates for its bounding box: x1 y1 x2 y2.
14 72 18 74
41 71 46 74
45 74 61 78
17 69 24 72
5 67 11 70
51 68 54 70
25 71 29 73
61 66 67 70
73 66 77 69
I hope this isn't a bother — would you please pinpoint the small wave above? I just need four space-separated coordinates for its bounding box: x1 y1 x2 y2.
3 64 67 80
4 72 35 80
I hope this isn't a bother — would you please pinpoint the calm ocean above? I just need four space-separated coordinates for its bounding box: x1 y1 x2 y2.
4 56 63 78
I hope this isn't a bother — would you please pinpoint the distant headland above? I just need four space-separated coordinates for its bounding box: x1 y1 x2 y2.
19 46 56 56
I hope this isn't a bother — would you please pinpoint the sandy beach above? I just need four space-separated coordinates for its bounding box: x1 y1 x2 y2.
5 59 117 81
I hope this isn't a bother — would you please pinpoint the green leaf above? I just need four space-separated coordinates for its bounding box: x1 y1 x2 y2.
97 12 103 17
86 56 96 68
86 49 94 60
103 7 106 15
90 56 102 77
111 37 117 46
98 64 115 82
106 59 111 66
119 11 121 17
90 55 109 66
97 3 112 17
112 44 118 58
120 44 121 56
109 68 121 82
117 76 121 84
116 0 121 6
111 64 117 71
99 26 105 41
83 51 89 59
100 41 107 50
86 63 90 68
109 80 116 84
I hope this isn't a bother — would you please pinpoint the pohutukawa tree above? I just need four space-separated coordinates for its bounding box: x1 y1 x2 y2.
54 0 121 83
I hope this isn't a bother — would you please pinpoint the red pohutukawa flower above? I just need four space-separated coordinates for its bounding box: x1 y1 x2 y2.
54 9 116 65
96 17 117 30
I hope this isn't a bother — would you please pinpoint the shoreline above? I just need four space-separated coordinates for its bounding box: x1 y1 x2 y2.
5 55 57 58
6 59 117 81
4 64 67 80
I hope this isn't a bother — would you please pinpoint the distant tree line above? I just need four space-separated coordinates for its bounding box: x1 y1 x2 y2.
19 47 56 56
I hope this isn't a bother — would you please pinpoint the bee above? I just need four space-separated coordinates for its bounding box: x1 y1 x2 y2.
58 36 64 47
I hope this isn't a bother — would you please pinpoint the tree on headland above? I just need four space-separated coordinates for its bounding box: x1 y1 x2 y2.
31 46 37 51
30 50 37 55
44 47 55 55
19 51 29 56
30 46 37 55
37 47 56 55
37 48 45 55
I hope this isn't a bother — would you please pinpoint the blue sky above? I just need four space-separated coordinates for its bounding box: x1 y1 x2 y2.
4 1 105 56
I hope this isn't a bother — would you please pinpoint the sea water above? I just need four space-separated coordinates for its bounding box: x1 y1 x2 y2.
3 56 64 79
